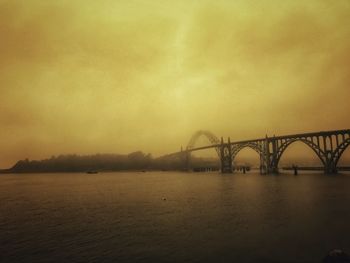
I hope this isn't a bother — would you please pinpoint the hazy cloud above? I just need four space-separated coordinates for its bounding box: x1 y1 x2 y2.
0 0 349 167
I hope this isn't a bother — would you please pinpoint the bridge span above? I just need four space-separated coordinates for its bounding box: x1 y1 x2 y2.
167 129 350 174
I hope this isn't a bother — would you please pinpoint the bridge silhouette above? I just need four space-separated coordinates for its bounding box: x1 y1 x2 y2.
167 129 350 174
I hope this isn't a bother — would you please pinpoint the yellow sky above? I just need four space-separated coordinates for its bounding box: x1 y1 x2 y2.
0 0 350 167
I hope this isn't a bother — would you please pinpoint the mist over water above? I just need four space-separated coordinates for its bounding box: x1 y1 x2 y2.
1 172 350 262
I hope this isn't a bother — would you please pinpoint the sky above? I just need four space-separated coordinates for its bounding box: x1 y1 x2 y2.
1 0 350 168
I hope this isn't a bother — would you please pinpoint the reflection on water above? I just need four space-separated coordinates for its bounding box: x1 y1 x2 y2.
1 172 350 262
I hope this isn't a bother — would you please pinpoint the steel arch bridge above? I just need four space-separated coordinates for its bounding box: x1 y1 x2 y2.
170 129 350 174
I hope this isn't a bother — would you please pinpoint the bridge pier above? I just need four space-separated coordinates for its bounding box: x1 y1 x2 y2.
266 160 279 174
263 163 279 175
324 155 337 174
325 165 337 174
270 137 279 174
220 137 233 173
262 136 279 174
323 145 338 174
267 166 279 174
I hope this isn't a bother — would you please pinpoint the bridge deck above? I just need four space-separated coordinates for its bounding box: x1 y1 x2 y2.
165 129 350 156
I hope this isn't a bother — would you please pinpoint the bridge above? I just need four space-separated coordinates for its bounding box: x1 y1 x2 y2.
167 129 350 174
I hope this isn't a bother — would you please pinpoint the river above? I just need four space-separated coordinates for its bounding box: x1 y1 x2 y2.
1 171 350 262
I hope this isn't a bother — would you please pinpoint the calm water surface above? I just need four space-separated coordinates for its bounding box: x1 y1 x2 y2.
1 172 350 263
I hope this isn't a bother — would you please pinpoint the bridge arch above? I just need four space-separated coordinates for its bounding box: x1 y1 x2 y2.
333 138 350 167
231 143 264 160
275 138 326 168
231 144 264 170
187 130 220 156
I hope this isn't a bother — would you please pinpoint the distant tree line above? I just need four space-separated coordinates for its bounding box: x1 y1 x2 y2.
7 152 152 173
2 152 220 173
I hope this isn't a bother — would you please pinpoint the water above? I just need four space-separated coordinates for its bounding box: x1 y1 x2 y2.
1 172 350 263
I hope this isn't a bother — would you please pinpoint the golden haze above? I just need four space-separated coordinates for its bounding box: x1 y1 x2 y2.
1 0 350 168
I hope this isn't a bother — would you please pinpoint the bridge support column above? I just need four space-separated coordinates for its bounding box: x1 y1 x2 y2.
264 136 279 174
324 150 337 174
325 164 337 174
220 137 232 173
270 138 279 174
268 164 279 174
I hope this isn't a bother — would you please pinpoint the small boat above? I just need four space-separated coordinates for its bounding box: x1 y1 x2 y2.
86 171 98 174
